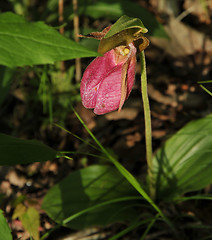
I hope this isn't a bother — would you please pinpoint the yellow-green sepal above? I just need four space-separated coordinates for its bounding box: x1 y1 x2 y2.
98 15 148 54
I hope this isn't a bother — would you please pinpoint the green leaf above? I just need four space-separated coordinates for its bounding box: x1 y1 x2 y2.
0 210 12 240
20 207 40 240
81 1 123 20
42 165 141 230
104 15 148 38
12 201 40 240
72 108 172 228
12 203 27 220
153 114 212 200
0 133 57 165
0 12 98 67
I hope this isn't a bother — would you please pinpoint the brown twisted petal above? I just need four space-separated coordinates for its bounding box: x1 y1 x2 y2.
77 26 111 40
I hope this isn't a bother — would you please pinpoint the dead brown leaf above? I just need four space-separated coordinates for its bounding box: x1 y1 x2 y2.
148 83 177 107
152 130 166 138
184 0 211 24
6 170 27 188
150 17 212 57
105 108 139 120
0 181 12 196
126 132 142 147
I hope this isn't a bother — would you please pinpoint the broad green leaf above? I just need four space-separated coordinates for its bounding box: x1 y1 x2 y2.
0 210 12 240
42 165 141 230
0 12 98 67
0 133 57 165
152 114 212 200
73 108 170 226
20 207 40 240
0 66 14 106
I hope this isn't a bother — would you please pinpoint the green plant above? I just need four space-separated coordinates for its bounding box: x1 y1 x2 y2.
1 5 212 240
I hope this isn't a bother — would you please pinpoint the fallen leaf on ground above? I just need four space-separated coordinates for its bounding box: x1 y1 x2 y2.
105 108 139 120
6 170 27 188
126 132 142 147
148 83 177 107
150 17 212 57
184 0 211 24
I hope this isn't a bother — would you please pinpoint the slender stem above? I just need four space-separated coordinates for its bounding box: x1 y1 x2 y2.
58 0 64 35
58 0 65 73
73 0 81 82
199 84 212 97
197 80 212 84
140 51 155 200
140 213 159 240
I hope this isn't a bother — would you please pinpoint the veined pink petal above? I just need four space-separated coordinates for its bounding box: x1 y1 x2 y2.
94 53 136 114
80 50 116 108
94 64 123 114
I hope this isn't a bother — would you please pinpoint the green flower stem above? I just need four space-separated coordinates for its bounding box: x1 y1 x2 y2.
199 84 212 97
140 50 155 200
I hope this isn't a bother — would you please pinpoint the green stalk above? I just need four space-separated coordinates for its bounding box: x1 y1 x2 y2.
140 51 155 200
199 84 212 97
73 108 176 233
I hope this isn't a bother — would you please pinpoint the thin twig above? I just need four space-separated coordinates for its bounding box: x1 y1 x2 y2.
58 0 65 72
58 0 64 34
73 0 81 82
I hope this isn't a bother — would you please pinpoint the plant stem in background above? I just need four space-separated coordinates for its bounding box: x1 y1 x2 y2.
58 0 65 72
140 51 155 200
58 0 64 34
73 0 81 82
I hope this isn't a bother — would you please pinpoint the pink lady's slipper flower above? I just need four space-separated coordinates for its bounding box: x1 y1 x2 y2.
80 43 137 115
79 16 149 115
